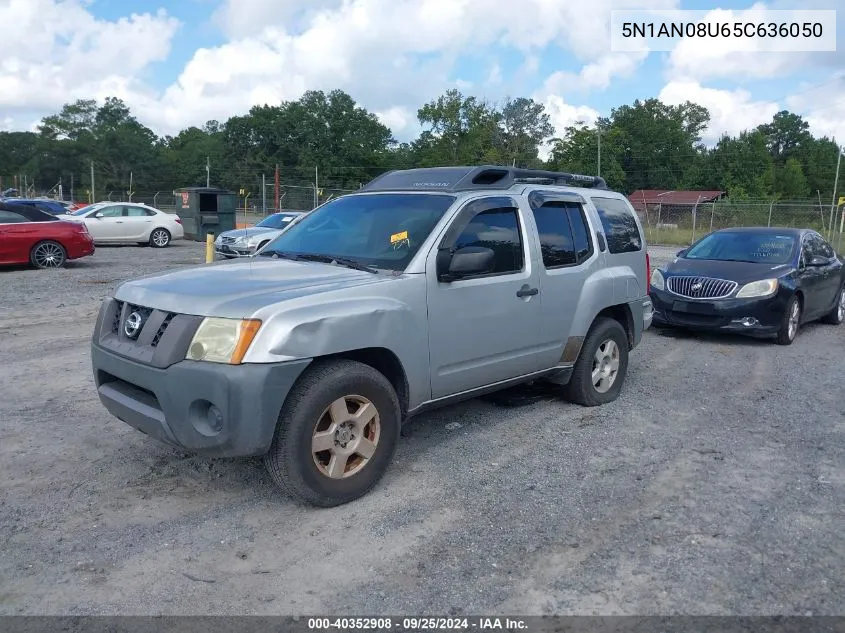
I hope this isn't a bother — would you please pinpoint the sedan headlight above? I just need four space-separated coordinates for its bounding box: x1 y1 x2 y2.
735 278 779 298
186 317 262 364
650 268 665 291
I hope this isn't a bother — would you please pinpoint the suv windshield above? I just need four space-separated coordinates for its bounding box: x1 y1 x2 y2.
259 193 456 271
256 213 300 229
684 231 797 264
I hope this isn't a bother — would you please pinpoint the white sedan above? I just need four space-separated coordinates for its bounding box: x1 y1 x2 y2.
60 202 184 247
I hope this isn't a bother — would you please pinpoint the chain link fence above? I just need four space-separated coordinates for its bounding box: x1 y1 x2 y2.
640 200 845 251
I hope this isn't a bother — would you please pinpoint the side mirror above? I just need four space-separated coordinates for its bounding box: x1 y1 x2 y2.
437 246 495 281
808 255 829 266
677 248 687 257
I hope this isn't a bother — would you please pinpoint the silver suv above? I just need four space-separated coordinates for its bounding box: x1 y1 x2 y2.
91 166 653 506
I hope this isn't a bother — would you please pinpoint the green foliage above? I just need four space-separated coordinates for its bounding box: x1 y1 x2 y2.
0 90 839 206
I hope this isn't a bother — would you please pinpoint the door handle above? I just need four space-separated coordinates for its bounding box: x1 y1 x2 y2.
115 221 123 223
516 285 539 298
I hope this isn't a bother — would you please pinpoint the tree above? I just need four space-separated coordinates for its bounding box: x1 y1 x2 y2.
546 120 625 191
609 98 710 192
414 89 502 165
777 157 810 199
708 130 774 199
758 111 812 164
496 97 554 167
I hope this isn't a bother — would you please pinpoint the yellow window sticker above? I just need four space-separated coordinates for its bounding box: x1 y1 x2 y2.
390 230 409 244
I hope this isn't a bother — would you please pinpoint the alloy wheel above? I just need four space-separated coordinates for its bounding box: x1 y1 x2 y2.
311 395 381 479
152 229 169 247
592 339 620 394
787 300 800 340
838 288 845 322
33 242 65 268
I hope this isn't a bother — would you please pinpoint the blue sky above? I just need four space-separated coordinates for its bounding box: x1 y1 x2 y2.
1 0 843 146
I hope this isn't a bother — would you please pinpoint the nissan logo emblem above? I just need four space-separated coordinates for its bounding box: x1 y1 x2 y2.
124 311 143 338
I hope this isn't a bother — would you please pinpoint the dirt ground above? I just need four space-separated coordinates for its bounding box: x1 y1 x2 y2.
1 242 843 615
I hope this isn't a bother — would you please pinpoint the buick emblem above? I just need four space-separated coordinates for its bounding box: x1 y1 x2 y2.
124 311 143 338
691 282 703 291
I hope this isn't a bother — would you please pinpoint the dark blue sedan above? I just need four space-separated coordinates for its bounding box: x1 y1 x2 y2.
649 227 845 345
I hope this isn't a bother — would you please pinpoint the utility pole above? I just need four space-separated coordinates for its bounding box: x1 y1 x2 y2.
70 173 74 202
90 161 95 203
597 123 601 178
274 164 280 211
206 156 210 187
262 173 266 214
828 144 841 240
128 172 133 201
314 165 319 209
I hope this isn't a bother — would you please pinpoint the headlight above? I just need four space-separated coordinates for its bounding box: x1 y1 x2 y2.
650 268 665 291
735 278 779 298
233 236 248 244
186 317 262 364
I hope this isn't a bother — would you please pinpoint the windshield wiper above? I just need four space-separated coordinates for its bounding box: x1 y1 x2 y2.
296 253 379 274
262 250 378 274
259 250 304 261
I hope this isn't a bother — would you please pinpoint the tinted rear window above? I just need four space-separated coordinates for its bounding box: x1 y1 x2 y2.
591 197 642 254
0 202 57 222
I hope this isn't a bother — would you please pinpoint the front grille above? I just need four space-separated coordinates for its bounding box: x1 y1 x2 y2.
221 236 236 245
667 276 738 299
151 313 174 347
98 298 203 369
111 300 125 334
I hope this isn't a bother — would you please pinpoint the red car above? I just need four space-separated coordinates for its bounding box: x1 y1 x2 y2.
0 201 95 268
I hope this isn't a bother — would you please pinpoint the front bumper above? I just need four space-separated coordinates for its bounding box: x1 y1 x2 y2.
649 286 786 336
92 343 312 457
214 243 256 258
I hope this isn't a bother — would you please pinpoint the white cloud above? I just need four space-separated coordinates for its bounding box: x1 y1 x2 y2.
786 76 845 143
539 51 648 98
666 2 843 82
536 95 601 160
658 80 780 144
0 0 179 116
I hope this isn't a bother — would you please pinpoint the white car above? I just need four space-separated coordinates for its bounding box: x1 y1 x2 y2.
60 202 185 247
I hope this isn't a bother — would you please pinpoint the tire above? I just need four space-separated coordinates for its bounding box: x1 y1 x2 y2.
564 317 629 407
821 282 845 325
30 240 67 269
149 228 171 248
776 295 801 345
264 359 401 507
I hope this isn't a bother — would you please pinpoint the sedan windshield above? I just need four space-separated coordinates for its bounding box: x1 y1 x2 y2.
684 231 797 264
259 193 456 271
256 213 300 229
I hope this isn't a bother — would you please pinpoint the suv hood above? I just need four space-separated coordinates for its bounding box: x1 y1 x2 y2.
114 259 394 318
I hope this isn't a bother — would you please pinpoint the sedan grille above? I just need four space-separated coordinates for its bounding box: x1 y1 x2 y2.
221 236 236 245
667 276 738 299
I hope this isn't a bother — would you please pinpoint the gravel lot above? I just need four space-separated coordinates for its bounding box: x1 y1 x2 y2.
1 241 843 616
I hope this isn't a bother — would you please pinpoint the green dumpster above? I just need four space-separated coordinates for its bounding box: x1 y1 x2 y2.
173 186 237 241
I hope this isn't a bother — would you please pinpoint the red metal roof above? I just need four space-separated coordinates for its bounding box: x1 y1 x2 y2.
628 189 725 209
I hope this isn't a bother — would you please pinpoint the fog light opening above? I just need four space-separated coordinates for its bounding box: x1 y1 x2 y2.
207 404 224 433
733 317 759 327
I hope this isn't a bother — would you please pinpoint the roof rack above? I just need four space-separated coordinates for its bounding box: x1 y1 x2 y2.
359 165 608 193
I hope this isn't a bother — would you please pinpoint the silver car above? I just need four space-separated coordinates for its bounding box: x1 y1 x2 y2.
214 211 305 258
91 165 652 507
